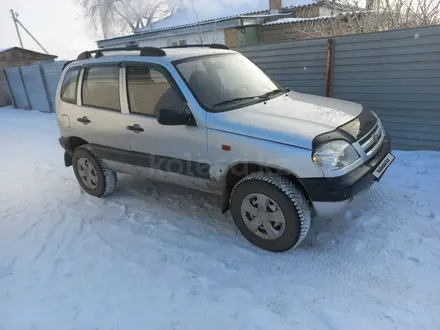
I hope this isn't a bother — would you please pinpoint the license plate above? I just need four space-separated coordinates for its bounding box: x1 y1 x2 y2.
373 153 395 180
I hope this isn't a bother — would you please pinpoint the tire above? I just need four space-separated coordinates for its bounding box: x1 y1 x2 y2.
72 144 117 197
230 172 311 252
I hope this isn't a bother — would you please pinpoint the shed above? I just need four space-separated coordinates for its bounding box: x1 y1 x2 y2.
0 47 57 107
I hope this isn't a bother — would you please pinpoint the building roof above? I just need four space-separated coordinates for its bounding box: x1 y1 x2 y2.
137 0 319 33
264 16 326 25
0 47 57 58
263 10 372 25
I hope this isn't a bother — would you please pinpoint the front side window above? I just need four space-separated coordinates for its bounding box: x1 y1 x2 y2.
175 53 281 112
82 66 120 111
60 68 80 104
126 66 185 117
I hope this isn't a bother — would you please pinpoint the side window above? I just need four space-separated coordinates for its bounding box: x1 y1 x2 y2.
82 66 120 111
60 68 80 104
126 66 185 117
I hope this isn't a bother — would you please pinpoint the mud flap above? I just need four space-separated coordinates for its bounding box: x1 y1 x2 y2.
64 151 72 167
220 187 230 214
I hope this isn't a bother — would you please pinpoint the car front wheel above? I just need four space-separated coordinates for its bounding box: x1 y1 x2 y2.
230 172 311 252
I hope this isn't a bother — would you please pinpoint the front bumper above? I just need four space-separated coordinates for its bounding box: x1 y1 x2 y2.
301 134 392 218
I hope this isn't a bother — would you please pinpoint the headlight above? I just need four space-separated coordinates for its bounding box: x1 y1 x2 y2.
312 140 360 171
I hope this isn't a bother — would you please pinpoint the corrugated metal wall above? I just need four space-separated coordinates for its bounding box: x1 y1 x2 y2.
42 61 67 112
3 67 28 109
331 26 440 151
237 38 328 96
236 25 440 151
3 61 67 113
20 64 51 112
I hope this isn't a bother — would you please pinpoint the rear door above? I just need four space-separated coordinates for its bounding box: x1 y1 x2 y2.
72 63 137 174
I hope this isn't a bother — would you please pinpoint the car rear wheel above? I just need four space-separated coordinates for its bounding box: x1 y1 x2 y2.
72 145 117 197
230 172 311 252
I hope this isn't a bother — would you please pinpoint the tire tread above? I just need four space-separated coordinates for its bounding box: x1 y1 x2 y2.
76 145 117 197
231 172 311 249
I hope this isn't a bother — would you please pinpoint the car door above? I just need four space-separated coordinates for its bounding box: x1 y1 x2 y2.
73 63 137 174
123 62 214 193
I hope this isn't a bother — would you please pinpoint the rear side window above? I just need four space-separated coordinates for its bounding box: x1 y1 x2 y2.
126 66 185 117
60 68 80 104
82 66 120 111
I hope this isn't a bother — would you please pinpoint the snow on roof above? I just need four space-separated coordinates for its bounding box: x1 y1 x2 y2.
264 10 371 25
137 0 318 33
264 16 327 25
0 47 12 53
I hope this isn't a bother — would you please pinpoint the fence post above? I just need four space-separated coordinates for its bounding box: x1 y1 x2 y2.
18 66 32 110
2 69 16 107
38 63 53 112
325 38 334 97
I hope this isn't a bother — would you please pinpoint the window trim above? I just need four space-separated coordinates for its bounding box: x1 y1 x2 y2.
60 68 81 104
124 62 187 118
81 64 122 112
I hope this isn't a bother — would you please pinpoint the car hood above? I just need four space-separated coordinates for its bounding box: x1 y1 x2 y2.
207 91 363 150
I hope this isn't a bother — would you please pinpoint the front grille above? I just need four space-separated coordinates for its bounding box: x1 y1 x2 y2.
357 119 384 157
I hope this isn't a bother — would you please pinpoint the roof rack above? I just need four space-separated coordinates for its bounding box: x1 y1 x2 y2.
74 43 230 62
162 44 230 50
76 46 166 60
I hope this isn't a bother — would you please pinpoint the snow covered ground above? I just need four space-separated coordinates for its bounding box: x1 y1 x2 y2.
1 107 439 330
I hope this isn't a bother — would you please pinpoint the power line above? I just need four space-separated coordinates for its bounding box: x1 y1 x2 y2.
9 9 49 54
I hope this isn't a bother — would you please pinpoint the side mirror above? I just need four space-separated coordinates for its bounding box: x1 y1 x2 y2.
157 107 189 126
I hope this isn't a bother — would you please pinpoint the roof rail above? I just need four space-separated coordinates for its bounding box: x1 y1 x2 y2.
76 46 166 60
162 44 230 50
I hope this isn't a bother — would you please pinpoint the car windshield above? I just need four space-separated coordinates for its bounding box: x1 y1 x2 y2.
174 53 283 112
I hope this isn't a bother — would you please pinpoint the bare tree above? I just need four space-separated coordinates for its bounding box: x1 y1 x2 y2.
187 2 220 45
77 0 179 37
192 22 220 45
284 0 440 40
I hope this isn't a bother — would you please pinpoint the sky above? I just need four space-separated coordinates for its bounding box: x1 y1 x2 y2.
0 0 97 60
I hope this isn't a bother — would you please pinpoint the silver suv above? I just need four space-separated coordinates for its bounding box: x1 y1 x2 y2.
56 45 394 252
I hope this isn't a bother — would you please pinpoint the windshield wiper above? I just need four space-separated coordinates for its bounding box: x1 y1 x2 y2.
212 95 268 107
212 88 289 107
258 88 289 98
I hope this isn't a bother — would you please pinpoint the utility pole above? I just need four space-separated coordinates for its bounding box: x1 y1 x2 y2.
10 9 24 48
9 9 49 54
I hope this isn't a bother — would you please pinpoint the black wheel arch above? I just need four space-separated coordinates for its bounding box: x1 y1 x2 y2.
59 136 89 167
219 162 311 214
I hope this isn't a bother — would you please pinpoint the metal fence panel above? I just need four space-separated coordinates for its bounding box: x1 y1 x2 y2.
236 38 328 96
331 26 440 151
20 64 50 112
41 61 67 112
236 25 440 151
3 67 28 109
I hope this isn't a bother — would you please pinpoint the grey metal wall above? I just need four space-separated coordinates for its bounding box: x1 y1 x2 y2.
3 67 28 109
237 38 328 96
3 61 67 113
236 25 440 151
20 64 51 112
331 26 440 151
42 61 66 112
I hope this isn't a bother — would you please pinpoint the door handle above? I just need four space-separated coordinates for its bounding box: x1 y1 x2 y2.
77 116 91 125
127 124 144 133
